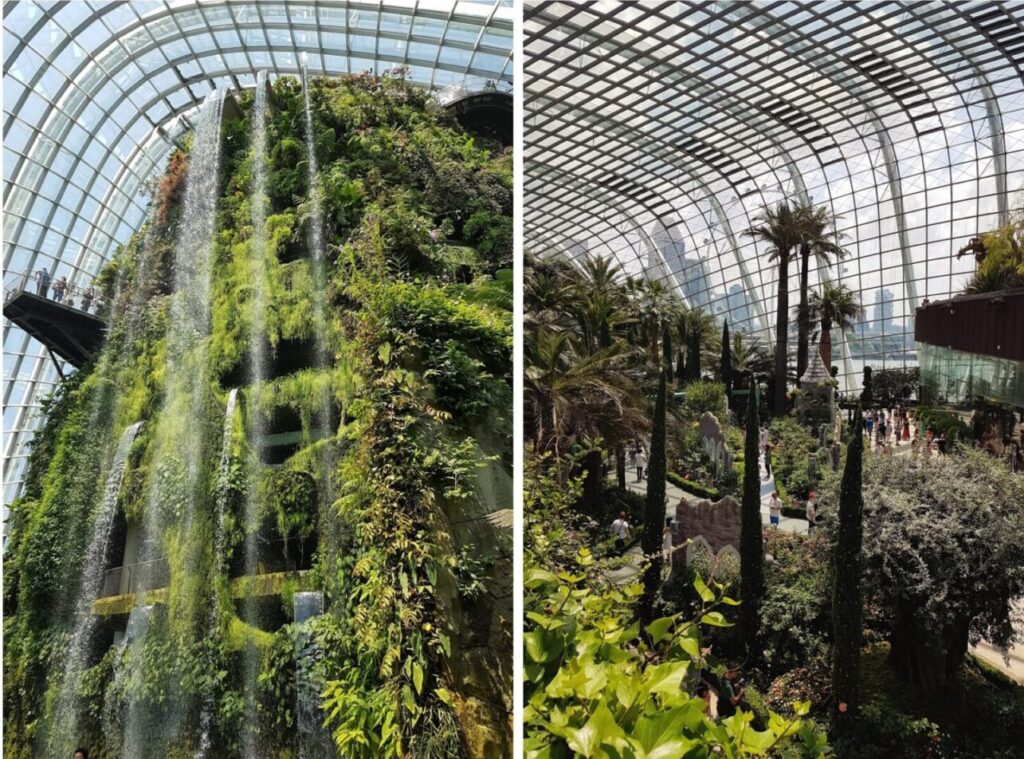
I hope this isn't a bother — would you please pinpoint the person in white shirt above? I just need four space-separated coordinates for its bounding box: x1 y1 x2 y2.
759 425 769 450
768 491 782 527
805 492 816 532
635 448 647 482
611 511 631 556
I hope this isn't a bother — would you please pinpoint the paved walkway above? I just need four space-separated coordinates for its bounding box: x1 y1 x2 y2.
605 452 809 585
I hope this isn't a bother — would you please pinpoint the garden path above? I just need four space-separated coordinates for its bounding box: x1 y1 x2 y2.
605 452 809 586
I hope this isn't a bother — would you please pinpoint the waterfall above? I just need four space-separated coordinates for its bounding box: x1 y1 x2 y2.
299 54 334 441
293 592 333 758
46 421 143 757
123 87 226 757
239 69 272 759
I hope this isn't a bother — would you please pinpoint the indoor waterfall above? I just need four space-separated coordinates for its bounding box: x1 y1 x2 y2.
241 68 271 759
46 421 143 756
122 87 226 757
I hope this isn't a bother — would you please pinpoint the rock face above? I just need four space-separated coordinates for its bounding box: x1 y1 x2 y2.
672 494 742 565
700 411 726 473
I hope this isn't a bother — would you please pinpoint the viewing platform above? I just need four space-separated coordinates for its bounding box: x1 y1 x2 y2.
3 271 106 368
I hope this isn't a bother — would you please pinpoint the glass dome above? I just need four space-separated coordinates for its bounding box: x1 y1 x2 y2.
2 0 513 504
524 0 1024 391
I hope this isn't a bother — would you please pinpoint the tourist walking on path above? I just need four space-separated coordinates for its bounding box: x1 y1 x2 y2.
768 491 782 527
610 511 631 556
635 447 647 482
35 268 51 296
805 492 816 532
763 442 773 479
759 425 769 450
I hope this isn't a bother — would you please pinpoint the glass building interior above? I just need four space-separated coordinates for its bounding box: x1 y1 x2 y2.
524 0 1024 394
3 0 513 507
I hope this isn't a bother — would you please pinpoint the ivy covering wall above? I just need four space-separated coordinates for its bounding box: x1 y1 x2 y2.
3 72 511 758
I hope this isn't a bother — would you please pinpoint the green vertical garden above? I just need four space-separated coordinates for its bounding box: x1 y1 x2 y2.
3 72 512 759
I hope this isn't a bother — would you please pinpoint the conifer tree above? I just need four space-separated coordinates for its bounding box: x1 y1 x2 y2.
832 404 864 720
720 320 732 405
740 376 765 657
640 347 668 625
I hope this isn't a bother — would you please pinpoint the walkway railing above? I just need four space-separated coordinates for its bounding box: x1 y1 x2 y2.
100 557 170 598
4 269 106 316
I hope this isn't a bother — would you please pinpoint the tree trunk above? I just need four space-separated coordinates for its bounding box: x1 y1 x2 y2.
887 608 971 695
820 318 832 370
640 366 667 625
615 444 626 490
796 242 811 383
578 448 604 517
740 376 765 657
773 254 790 415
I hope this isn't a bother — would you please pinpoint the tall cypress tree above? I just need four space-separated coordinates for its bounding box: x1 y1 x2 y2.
687 328 701 383
640 352 668 625
720 320 732 404
861 366 873 407
740 376 765 658
832 404 864 720
675 350 686 385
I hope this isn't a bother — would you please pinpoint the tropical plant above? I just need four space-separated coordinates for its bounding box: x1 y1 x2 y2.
720 320 732 404
808 282 861 371
794 204 848 380
524 457 830 759
640 356 668 624
744 202 805 414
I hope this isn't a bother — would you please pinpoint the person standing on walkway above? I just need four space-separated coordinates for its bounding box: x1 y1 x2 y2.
635 447 647 482
805 492 816 532
35 268 51 296
611 511 631 556
759 425 769 450
763 442 773 479
81 286 95 312
768 491 782 527
52 276 68 303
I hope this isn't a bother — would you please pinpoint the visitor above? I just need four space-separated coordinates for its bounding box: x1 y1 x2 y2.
759 425 769 450
662 517 674 573
865 413 874 439
768 491 782 527
635 447 646 482
52 275 68 303
35 267 51 296
694 681 715 718
805 492 816 532
763 442 772 479
73 749 88 759
717 664 748 718
93 295 105 315
937 432 947 456
81 286 95 311
611 511 631 556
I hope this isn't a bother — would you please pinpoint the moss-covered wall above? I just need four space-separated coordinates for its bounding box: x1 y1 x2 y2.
3 72 511 758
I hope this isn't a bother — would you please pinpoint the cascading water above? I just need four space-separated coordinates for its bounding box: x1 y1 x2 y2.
46 420 143 757
241 69 272 759
299 53 334 441
122 87 226 757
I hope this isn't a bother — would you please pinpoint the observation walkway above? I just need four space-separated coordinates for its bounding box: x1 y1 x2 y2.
437 78 512 147
3 271 106 370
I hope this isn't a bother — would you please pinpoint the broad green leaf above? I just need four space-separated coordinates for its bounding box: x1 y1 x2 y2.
693 575 715 603
645 615 676 646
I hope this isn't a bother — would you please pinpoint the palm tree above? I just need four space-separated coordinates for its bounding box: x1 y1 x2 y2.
730 331 774 387
795 203 848 381
625 277 682 367
744 202 805 414
809 282 862 370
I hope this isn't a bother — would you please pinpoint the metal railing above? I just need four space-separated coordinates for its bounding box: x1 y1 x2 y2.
4 269 107 316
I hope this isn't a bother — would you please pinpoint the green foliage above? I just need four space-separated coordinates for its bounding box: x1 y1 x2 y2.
914 406 973 442
5 71 511 758
524 456 829 758
682 380 728 423
769 417 818 500
666 471 722 501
